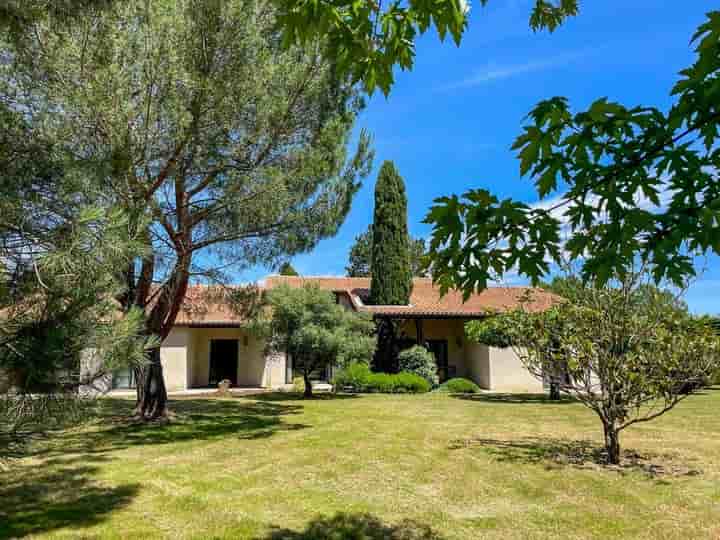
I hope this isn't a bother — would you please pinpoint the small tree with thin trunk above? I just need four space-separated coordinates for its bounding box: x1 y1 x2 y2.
499 277 720 465
263 284 375 397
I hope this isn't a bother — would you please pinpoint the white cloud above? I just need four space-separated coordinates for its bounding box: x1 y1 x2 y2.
440 50 589 91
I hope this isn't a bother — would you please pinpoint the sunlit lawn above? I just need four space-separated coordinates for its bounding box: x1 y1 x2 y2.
3 389 720 539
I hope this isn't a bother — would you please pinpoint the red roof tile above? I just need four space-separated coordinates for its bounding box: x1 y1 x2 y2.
263 275 558 318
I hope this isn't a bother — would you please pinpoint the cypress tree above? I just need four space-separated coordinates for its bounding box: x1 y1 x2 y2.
370 161 412 305
279 262 299 276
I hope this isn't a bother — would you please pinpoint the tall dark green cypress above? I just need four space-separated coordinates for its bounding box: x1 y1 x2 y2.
369 161 412 305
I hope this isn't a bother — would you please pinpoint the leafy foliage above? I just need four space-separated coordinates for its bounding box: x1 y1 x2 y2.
397 346 439 386
2 0 374 416
465 315 516 348
0 105 151 432
426 12 720 294
333 363 430 393
263 284 376 397
437 377 480 394
346 225 428 277
331 361 373 390
332 362 431 393
495 273 720 464
370 161 413 305
274 0 579 95
278 262 300 276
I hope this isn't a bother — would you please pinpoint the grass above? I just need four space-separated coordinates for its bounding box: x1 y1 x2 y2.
2 390 720 539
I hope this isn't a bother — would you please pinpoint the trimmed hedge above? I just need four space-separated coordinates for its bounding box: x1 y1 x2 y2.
438 377 480 394
332 362 431 393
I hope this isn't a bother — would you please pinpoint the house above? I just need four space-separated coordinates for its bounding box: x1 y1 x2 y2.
102 276 558 393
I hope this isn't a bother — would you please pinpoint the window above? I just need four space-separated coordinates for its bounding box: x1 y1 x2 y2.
112 367 136 389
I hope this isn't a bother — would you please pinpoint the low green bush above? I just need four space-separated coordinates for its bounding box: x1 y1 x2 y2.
332 363 430 393
398 346 439 385
292 376 305 394
438 377 480 394
332 362 372 390
392 371 432 393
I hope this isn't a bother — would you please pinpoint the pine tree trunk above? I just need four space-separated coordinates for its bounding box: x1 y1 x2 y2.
603 422 621 465
138 347 168 419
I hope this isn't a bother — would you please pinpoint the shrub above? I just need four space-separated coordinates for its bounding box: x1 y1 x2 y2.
332 363 431 393
398 345 439 385
292 376 305 394
366 372 396 393
393 371 432 393
438 377 480 394
332 362 372 391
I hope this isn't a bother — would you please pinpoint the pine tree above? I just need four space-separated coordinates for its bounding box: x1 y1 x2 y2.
370 161 412 305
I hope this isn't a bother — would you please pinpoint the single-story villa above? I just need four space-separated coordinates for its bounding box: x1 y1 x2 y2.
103 275 557 393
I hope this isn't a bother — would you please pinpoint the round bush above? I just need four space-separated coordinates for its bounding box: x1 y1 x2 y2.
398 345 439 385
438 377 480 394
332 362 372 391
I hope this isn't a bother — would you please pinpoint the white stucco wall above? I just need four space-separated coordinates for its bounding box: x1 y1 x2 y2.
161 327 190 391
464 342 491 389
186 327 285 389
487 346 544 393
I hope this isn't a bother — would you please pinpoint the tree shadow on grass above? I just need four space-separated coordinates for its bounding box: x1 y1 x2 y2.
24 397 309 459
247 392 360 402
451 393 578 405
0 456 139 538
450 436 701 478
258 512 445 540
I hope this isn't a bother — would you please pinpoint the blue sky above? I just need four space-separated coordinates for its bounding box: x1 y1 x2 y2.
242 0 719 315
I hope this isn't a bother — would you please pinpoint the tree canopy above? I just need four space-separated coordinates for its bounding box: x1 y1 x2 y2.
467 272 720 464
278 262 300 276
263 283 376 397
346 225 427 278
369 161 413 305
425 12 720 297
1 0 373 417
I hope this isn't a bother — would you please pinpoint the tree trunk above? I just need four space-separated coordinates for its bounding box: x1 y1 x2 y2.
133 364 146 413
138 347 168 419
303 371 313 398
374 317 398 372
549 380 561 400
603 422 621 465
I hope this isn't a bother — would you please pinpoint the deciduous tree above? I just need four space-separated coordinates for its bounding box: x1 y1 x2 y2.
472 273 720 465
426 12 720 296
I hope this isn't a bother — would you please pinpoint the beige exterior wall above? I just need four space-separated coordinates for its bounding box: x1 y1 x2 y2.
183 326 286 389
487 346 544 393
399 318 469 378
464 341 491 389
161 328 190 391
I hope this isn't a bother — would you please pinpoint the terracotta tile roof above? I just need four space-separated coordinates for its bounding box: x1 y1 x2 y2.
174 285 251 326
263 275 558 318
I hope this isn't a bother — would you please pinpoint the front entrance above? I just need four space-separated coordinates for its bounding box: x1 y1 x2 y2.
427 339 450 382
209 339 238 386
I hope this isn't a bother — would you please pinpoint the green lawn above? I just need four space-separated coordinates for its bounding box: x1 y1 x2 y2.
3 390 720 539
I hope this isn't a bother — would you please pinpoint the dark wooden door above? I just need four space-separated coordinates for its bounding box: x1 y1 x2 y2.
209 339 238 386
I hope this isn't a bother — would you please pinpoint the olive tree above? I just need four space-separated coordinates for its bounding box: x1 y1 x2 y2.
495 278 720 464
263 284 375 397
